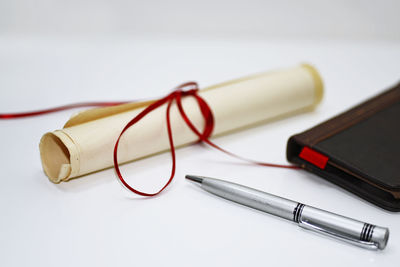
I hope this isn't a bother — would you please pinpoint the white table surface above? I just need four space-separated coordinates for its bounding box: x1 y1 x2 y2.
1 35 399 266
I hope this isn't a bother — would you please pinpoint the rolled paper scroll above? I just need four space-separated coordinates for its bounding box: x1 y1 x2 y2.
40 64 324 183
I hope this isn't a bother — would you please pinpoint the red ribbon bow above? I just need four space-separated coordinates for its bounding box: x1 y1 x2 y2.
1 82 299 196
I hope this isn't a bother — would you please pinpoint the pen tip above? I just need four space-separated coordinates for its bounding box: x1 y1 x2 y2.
185 175 203 184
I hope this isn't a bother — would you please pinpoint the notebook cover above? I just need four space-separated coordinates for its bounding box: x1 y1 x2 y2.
287 82 400 211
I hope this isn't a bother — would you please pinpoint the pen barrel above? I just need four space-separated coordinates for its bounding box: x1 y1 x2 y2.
201 178 298 221
297 205 389 250
200 176 389 250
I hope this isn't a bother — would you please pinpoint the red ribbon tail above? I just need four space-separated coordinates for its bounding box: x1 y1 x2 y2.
0 101 128 119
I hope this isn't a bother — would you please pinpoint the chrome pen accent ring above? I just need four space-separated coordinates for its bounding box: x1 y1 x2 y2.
293 203 305 223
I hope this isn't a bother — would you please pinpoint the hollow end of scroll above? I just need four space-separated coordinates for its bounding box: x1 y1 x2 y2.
40 133 71 183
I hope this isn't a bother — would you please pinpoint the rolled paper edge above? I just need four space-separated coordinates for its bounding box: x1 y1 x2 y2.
63 99 155 128
40 131 80 183
301 63 324 107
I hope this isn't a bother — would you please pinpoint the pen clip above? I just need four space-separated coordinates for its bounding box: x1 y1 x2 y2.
298 220 379 250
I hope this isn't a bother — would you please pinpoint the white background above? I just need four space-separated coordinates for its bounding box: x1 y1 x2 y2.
1 1 400 266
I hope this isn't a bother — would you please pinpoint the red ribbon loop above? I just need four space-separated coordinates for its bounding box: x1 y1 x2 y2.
113 82 299 196
1 81 299 196
113 82 214 196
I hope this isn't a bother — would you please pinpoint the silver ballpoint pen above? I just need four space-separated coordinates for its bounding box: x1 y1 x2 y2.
186 175 389 250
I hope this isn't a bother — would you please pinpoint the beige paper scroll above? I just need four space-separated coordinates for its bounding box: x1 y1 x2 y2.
40 64 323 183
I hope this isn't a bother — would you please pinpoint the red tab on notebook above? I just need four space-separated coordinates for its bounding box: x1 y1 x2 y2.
299 147 329 169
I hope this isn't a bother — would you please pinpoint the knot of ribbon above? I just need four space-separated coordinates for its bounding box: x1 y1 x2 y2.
1 82 299 196
113 81 215 196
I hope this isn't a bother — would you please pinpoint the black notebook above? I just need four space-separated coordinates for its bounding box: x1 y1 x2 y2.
287 82 400 211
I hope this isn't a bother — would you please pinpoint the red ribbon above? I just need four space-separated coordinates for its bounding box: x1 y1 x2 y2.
1 82 299 196
0 101 128 119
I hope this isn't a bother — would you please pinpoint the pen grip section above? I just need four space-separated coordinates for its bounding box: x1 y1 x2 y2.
202 179 298 221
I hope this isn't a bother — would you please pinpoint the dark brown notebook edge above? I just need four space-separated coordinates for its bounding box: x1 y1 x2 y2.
295 82 400 146
287 137 400 212
286 83 400 211
287 82 400 191
287 136 400 195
